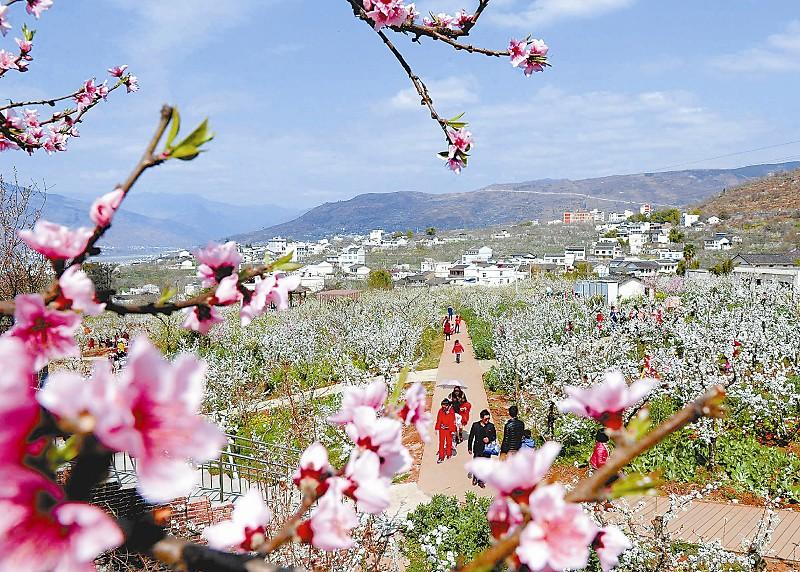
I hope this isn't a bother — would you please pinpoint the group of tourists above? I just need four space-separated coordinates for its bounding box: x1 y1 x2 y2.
436 398 539 487
443 306 465 363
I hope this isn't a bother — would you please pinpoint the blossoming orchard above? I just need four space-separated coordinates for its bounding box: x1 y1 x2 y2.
0 1 798 572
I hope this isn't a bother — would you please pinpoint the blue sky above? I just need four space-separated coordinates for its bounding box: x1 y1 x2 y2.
2 0 800 208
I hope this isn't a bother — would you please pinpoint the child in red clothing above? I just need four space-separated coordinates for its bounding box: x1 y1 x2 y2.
443 319 452 341
590 429 610 470
436 399 456 463
452 339 465 363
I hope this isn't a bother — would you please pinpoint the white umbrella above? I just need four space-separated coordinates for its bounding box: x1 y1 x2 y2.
437 379 467 388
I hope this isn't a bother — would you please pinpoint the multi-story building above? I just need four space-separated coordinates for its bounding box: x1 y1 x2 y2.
593 240 623 259
563 211 593 224
338 245 366 267
462 246 493 264
704 233 732 251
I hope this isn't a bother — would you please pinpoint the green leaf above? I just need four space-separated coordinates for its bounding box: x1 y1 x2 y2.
22 24 35 42
626 408 651 441
169 144 201 161
272 251 301 272
446 121 468 129
176 118 214 149
165 108 181 150
447 112 465 123
158 287 177 304
609 471 662 499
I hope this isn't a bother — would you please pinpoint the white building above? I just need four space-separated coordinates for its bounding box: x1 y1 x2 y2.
491 230 511 239
704 233 732 251
628 233 647 255
681 213 700 227
421 259 454 278
573 277 648 305
338 246 366 267
593 240 623 260
658 249 684 261
267 237 288 255
462 246 493 264
463 263 518 286
543 253 566 266
564 246 587 262
368 229 385 244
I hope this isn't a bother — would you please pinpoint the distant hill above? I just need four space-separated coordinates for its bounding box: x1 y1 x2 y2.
232 162 800 241
35 192 303 251
697 168 800 222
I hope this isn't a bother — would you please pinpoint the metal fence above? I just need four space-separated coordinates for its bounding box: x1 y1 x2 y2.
106 433 303 504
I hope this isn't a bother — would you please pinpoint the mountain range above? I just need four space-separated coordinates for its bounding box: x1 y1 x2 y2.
698 167 800 222
231 162 800 242
37 192 303 252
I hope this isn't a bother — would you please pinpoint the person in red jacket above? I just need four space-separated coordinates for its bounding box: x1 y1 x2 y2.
590 429 610 471
436 399 456 463
454 314 462 333
443 319 452 341
452 339 465 363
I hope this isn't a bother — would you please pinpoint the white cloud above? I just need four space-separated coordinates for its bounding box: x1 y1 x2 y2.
387 75 479 110
465 86 765 179
712 21 800 73
490 0 636 29
110 0 264 65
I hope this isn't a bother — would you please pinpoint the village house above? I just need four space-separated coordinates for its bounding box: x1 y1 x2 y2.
704 232 732 251
461 246 493 264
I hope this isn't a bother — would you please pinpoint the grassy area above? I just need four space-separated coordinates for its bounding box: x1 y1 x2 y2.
416 326 444 370
457 307 495 360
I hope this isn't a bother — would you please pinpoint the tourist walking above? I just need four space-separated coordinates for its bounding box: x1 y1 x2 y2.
447 305 454 320
454 314 462 333
443 319 452 341
468 409 496 487
449 386 466 443
500 405 525 458
452 339 465 363
436 399 456 463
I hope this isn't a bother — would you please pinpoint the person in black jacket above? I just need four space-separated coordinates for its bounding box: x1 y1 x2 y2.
468 409 496 487
500 405 525 458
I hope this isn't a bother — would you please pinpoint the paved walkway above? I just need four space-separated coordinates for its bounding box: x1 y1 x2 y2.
418 324 493 499
628 496 800 562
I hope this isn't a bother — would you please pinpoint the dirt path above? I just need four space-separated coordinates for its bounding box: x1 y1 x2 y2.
417 323 493 499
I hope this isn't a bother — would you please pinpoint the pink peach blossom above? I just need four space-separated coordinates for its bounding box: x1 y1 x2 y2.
181 305 223 335
8 294 81 369
202 489 272 551
0 7 11 36
343 449 391 514
446 156 464 173
516 484 598 571
108 64 128 77
487 496 523 539
293 441 332 496
364 0 410 30
298 477 359 551
89 187 124 227
454 9 473 28
0 468 124 572
466 441 560 502
345 406 411 478
43 130 67 153
0 49 18 70
25 0 53 19
594 526 632 571
239 273 300 326
508 38 528 67
399 382 430 442
447 126 472 153
0 337 39 467
58 266 105 316
558 371 658 430
91 336 226 502
18 220 92 259
328 379 388 425
213 274 242 306
196 241 241 287
36 365 111 434
125 75 139 92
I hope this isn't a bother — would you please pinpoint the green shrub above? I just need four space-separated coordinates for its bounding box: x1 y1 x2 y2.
417 326 444 370
717 433 800 500
628 429 704 482
484 366 511 393
401 494 492 572
457 308 495 359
